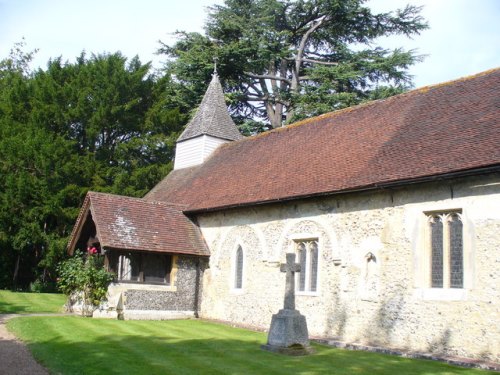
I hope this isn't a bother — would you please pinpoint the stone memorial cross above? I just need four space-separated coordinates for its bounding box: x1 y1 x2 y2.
261 252 312 355
280 253 301 310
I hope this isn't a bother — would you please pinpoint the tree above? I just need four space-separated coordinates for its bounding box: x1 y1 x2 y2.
0 120 79 289
161 0 427 129
30 53 186 196
0 50 185 289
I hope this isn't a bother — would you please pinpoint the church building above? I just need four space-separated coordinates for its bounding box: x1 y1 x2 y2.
68 68 500 361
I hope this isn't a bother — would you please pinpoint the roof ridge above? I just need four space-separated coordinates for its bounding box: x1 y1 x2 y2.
145 67 500 212
88 191 143 201
230 67 500 145
89 191 189 210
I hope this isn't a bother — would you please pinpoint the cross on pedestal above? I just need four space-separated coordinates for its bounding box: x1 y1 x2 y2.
262 252 312 355
280 253 301 310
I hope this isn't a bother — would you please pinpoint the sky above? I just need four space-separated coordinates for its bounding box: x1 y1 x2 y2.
0 0 499 88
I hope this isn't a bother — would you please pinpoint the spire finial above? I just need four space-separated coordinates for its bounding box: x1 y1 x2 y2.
213 56 218 75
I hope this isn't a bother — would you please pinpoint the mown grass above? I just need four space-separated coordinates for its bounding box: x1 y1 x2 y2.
7 317 495 375
0 290 66 314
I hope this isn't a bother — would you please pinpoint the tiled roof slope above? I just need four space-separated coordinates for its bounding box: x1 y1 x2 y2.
177 73 243 142
68 192 209 256
146 69 500 212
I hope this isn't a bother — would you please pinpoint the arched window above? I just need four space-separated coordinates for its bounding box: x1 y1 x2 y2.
430 215 444 288
295 239 319 292
449 213 463 288
297 242 307 292
234 246 244 289
427 211 463 289
309 241 319 292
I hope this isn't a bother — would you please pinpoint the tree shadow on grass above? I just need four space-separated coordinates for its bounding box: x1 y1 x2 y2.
0 292 66 314
17 323 490 375
0 301 32 314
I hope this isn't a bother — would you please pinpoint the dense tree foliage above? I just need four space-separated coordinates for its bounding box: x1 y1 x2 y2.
161 0 427 129
0 44 185 289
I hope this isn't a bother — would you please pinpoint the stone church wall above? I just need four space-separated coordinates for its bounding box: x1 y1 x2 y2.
197 173 500 361
95 255 206 320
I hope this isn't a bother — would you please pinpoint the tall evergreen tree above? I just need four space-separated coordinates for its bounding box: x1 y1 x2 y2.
161 0 427 129
0 50 185 288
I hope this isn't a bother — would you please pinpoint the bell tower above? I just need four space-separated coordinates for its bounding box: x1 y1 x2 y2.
174 72 242 170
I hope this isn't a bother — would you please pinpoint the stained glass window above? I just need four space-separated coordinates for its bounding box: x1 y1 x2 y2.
430 216 444 288
427 211 463 289
449 214 463 288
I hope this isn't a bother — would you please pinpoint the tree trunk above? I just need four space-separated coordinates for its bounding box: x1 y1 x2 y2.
268 102 282 128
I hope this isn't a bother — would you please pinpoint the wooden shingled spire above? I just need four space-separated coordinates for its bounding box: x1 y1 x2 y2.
177 72 242 143
174 70 243 170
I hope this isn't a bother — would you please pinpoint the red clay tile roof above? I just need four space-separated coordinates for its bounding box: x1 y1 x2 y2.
146 68 500 212
68 192 209 256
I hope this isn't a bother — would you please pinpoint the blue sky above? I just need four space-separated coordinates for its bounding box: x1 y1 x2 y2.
1 0 499 88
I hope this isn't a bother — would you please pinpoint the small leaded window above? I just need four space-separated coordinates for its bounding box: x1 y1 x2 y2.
234 246 243 289
427 211 463 289
295 239 319 292
113 252 172 285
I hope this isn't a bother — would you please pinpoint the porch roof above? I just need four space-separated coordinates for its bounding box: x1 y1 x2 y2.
68 192 209 256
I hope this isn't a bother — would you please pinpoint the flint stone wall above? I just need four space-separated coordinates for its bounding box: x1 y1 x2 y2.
123 255 206 312
197 173 500 361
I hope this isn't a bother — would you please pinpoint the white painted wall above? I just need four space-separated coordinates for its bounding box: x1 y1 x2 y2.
174 135 229 169
196 173 500 361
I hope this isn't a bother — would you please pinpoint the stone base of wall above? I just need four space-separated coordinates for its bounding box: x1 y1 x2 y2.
120 310 196 320
92 309 120 319
89 307 196 321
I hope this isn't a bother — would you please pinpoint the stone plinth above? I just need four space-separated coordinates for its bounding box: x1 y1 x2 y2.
261 309 314 356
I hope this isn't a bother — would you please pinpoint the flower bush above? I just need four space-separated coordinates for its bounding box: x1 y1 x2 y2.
57 251 114 316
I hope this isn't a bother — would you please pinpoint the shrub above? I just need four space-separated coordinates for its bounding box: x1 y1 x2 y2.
29 279 57 293
57 251 114 316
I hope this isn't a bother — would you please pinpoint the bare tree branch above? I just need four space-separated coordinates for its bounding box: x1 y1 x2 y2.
290 15 329 95
244 72 292 85
295 16 328 74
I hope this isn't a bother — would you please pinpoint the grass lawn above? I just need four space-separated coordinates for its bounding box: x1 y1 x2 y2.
0 290 66 314
7 317 495 375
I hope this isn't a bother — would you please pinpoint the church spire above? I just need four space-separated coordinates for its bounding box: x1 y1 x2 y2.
174 72 243 170
177 73 242 143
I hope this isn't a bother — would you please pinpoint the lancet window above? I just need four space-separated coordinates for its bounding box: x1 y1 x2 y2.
428 212 463 288
234 246 244 289
295 239 319 293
